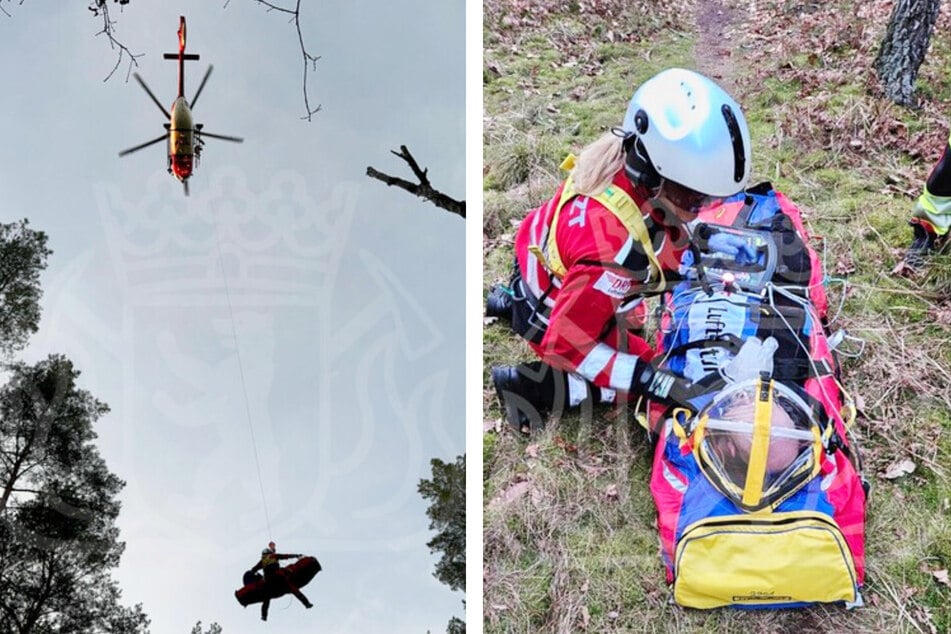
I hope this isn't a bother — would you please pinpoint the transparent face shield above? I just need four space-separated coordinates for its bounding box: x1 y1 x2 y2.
693 378 822 512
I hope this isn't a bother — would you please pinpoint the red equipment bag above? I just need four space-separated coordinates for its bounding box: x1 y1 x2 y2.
234 556 322 606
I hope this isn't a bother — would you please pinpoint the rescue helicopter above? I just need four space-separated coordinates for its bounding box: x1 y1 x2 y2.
119 16 243 196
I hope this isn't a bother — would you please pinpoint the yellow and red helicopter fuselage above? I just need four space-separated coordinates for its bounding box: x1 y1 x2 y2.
168 96 197 182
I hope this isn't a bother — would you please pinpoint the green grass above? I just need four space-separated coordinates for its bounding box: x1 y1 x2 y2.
483 0 951 631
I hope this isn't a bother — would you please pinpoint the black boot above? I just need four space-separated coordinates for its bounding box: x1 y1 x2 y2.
485 285 514 319
904 219 942 272
491 362 574 434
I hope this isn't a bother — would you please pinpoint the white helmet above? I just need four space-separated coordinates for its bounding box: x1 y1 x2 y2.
621 68 751 197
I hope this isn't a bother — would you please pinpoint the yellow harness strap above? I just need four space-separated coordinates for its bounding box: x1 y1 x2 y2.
834 377 858 432
529 155 665 291
742 379 774 508
670 407 692 444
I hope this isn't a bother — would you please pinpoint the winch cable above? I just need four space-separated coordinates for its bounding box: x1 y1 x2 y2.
215 233 273 541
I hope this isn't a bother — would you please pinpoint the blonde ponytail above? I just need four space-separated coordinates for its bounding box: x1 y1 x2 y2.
570 132 625 196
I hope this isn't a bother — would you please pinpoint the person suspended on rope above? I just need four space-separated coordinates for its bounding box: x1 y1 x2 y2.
486 67 755 433
902 130 951 272
251 541 313 621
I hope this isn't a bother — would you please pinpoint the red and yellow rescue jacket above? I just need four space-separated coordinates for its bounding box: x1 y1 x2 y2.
513 163 687 391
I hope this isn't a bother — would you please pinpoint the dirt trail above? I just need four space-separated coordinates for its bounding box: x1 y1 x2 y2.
693 0 742 93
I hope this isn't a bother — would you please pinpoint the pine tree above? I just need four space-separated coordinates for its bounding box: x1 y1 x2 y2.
419 454 465 632
0 357 150 633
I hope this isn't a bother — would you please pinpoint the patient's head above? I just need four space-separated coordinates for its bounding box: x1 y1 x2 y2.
720 399 801 472
705 394 806 487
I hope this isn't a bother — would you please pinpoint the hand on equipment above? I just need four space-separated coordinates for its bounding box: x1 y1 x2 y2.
707 232 758 265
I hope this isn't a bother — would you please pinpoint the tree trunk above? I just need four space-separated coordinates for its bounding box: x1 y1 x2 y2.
874 0 941 108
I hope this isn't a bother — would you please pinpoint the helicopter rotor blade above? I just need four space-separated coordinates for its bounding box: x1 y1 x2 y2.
133 73 171 120
200 132 244 143
119 134 168 157
190 65 213 110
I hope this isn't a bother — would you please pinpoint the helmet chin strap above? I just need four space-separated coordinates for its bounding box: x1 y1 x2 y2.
680 218 715 297
647 176 665 199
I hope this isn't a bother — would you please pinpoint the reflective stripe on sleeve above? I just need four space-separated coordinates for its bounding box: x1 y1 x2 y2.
609 352 640 391
614 235 634 265
566 373 589 406
576 343 614 382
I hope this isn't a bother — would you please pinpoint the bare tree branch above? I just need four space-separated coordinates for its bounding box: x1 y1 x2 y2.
8 1 320 116
236 0 322 120
0 1 142 79
88 1 142 82
367 146 465 218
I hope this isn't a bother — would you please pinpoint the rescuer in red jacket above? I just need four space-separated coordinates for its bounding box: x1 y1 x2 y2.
487 68 754 432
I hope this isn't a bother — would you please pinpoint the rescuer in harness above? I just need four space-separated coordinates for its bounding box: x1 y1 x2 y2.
251 541 313 621
486 67 758 432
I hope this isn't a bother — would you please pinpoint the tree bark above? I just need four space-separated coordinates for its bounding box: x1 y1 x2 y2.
367 146 466 218
874 0 941 108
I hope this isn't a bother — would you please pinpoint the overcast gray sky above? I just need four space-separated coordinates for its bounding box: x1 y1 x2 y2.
2 1 464 632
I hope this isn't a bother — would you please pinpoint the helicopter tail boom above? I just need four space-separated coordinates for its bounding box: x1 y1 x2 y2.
166 16 200 99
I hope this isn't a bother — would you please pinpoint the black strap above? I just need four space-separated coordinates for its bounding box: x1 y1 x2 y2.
664 334 744 357
508 268 552 345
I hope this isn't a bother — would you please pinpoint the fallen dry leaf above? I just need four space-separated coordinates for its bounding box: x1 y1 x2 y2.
525 443 540 459
483 418 501 434
928 304 951 327
882 458 916 480
579 462 607 477
488 480 532 509
912 605 937 634
854 393 866 413
891 259 922 278
554 435 578 453
833 252 856 275
933 569 950 586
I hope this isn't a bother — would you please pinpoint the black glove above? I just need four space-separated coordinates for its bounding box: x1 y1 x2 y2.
632 360 695 406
